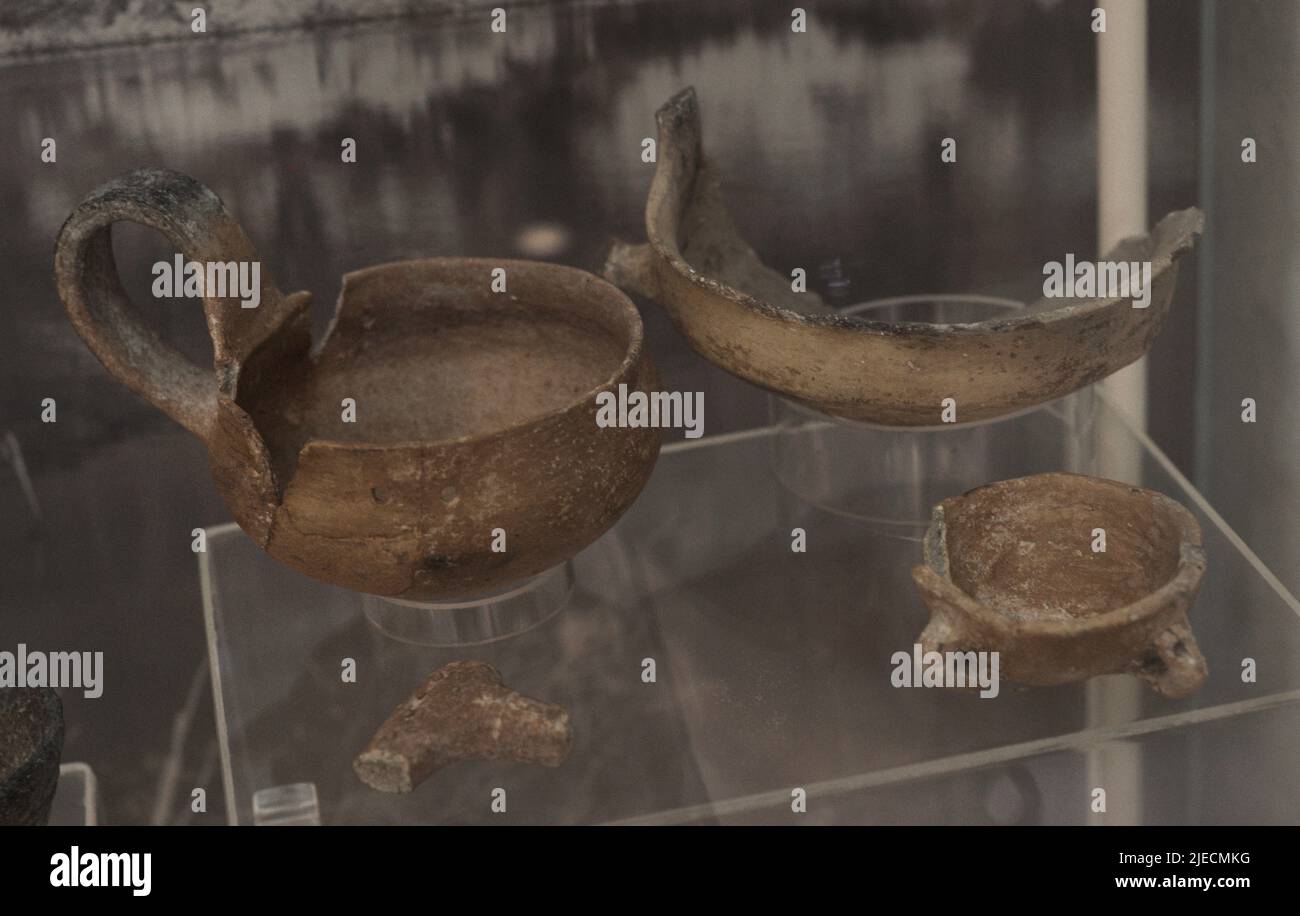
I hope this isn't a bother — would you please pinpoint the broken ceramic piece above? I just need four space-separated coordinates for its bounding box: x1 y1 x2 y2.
354 661 571 793
0 687 64 825
605 87 1203 425
911 472 1208 698
55 169 660 599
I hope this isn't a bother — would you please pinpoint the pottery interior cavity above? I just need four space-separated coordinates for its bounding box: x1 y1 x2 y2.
55 169 661 600
942 480 1183 622
912 472 1208 697
605 87 1204 426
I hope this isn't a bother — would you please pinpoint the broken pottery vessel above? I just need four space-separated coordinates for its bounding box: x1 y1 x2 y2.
55 169 660 600
354 661 570 793
0 688 64 825
605 87 1204 426
911 473 1208 698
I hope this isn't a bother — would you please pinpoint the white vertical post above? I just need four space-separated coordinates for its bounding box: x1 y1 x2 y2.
1090 0 1148 827
1098 0 1149 425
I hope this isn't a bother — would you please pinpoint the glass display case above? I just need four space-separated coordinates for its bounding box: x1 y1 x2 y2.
203 393 1300 824
2 0 1297 832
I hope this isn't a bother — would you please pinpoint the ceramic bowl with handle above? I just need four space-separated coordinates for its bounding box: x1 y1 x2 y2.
55 169 661 600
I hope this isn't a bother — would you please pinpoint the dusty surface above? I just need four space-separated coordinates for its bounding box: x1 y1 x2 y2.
943 476 1183 621
354 661 571 793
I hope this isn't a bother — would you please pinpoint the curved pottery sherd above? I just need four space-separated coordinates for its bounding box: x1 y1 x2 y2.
55 169 660 600
605 87 1204 426
911 473 1207 698
0 688 64 825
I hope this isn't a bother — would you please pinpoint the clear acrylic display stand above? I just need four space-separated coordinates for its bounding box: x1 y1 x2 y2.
47 762 98 826
252 782 321 826
360 563 574 647
203 389 1300 824
770 296 1095 538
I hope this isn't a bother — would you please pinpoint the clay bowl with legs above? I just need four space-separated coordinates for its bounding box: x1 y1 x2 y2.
911 472 1208 697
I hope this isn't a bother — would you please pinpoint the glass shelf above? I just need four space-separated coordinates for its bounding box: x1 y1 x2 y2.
201 393 1300 825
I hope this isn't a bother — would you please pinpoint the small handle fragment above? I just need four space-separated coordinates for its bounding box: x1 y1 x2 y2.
912 564 972 654
353 661 572 794
1138 617 1208 699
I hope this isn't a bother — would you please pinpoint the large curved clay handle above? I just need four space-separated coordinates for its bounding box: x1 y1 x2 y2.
54 168 277 444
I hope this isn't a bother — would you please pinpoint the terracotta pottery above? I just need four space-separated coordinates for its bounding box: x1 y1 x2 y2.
0 688 64 825
354 661 570 793
55 169 660 600
911 473 1208 698
605 87 1203 426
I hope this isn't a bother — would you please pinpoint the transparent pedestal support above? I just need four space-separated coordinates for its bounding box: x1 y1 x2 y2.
48 762 98 826
361 562 574 647
252 782 321 826
769 295 1096 538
